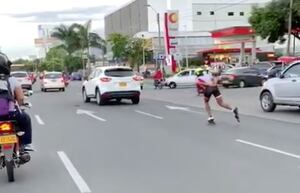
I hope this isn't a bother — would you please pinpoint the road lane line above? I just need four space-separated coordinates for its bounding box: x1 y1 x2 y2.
57 151 91 193
34 115 45 125
236 139 300 160
166 105 205 115
135 110 164 120
76 109 106 122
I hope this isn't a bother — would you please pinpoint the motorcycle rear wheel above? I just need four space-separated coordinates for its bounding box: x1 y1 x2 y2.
5 160 14 182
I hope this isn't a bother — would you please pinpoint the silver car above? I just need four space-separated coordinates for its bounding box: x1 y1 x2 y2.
260 61 300 112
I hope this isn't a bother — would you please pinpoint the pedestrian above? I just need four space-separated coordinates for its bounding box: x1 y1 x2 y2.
198 66 240 124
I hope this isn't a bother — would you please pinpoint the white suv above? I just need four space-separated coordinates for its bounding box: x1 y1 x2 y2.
260 61 300 112
82 66 141 105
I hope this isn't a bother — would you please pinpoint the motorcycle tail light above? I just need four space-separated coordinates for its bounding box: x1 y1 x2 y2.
0 122 13 133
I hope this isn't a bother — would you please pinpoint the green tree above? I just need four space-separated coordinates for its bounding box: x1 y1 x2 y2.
249 0 300 43
127 38 145 72
51 24 80 55
51 23 107 71
107 33 130 62
40 47 67 71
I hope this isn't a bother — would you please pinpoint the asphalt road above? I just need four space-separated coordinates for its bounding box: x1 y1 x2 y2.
1 81 300 193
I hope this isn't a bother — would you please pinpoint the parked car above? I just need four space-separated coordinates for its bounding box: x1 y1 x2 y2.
260 61 300 112
165 69 196 89
10 71 32 90
71 72 82 81
41 72 65 92
221 67 264 88
82 66 141 105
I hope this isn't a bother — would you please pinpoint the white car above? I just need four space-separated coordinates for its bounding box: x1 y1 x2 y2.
82 66 141 105
260 61 300 112
41 72 65 92
10 71 32 90
165 69 196 89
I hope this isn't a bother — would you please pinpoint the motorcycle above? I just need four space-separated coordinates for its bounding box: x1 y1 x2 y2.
154 79 164 89
0 96 32 182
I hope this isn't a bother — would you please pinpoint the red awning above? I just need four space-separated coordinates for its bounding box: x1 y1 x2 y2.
277 56 300 64
199 48 260 54
211 26 255 38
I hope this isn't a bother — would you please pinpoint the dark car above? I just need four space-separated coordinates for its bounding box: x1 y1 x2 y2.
71 72 82 81
252 62 274 76
221 67 264 88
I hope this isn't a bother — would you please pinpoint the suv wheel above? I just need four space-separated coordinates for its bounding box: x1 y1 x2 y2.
96 89 105 105
82 88 90 103
169 82 177 89
132 97 140 104
260 91 276 112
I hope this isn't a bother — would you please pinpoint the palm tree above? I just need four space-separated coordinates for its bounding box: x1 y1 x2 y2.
51 24 80 55
52 24 106 60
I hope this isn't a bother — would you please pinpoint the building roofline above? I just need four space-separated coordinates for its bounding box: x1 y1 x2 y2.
104 0 137 18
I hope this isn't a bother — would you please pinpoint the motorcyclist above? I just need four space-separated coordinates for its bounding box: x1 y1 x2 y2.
0 52 33 151
153 68 163 89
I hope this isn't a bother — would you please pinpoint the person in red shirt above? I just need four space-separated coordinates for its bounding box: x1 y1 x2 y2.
153 68 163 89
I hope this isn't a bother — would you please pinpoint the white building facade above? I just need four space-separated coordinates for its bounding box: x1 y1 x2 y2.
105 0 272 63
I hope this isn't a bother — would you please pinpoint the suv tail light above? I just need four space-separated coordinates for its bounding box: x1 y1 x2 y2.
133 76 141 81
100 77 112 82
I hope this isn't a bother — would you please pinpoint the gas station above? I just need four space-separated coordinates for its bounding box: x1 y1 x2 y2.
199 26 275 66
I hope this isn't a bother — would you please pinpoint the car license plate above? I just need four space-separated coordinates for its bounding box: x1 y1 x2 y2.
0 135 17 145
222 80 230 84
119 82 127 87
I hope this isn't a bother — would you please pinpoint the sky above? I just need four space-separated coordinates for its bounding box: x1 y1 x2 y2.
0 0 132 59
0 0 270 59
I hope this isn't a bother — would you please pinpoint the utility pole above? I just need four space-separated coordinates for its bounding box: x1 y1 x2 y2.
147 4 163 72
184 25 189 68
287 0 293 56
157 12 164 72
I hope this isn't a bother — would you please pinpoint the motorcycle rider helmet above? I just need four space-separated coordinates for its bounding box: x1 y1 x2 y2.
0 52 12 75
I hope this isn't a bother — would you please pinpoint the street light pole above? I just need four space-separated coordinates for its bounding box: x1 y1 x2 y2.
287 0 293 56
147 4 163 72
156 12 163 72
184 25 189 68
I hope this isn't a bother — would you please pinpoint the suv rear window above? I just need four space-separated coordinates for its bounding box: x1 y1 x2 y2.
45 74 62 79
11 72 27 78
104 68 133 77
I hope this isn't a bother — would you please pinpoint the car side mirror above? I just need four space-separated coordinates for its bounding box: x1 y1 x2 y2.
279 73 284 79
